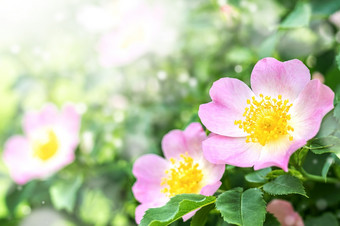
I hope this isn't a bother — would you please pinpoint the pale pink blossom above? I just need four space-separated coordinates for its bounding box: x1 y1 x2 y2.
132 123 225 224
199 57 334 171
3 104 81 184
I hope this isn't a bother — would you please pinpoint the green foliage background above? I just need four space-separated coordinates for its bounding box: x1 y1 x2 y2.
1 0 340 225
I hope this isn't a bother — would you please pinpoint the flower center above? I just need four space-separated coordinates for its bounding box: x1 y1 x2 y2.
33 130 59 161
161 153 203 197
235 94 294 146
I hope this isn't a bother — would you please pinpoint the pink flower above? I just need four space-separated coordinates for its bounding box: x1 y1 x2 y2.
199 57 334 171
97 4 164 67
3 104 81 184
132 123 225 224
267 199 304 226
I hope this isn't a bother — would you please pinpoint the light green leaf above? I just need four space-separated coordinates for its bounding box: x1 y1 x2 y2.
140 194 216 226
190 203 214 226
280 2 311 29
309 136 340 154
322 154 335 181
215 188 266 226
245 168 271 183
258 33 280 59
50 176 82 213
263 175 307 197
305 212 339 226
334 104 340 122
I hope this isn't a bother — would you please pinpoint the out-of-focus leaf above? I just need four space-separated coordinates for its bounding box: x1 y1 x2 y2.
140 194 215 226
245 168 271 183
5 182 37 215
215 188 266 226
305 212 339 226
50 176 82 213
312 0 340 17
263 175 307 197
80 189 112 225
280 2 311 29
309 136 340 154
258 33 280 59
190 203 214 226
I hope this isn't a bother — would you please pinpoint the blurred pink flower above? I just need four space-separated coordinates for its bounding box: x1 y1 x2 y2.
312 71 325 84
132 123 225 224
267 199 304 226
97 4 164 67
199 57 334 171
3 104 81 184
330 11 340 28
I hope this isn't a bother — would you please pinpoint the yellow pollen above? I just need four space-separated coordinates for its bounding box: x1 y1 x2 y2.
235 94 294 146
33 130 59 161
161 153 203 197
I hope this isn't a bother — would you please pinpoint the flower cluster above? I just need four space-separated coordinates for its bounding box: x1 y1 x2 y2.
1 57 334 224
132 57 334 223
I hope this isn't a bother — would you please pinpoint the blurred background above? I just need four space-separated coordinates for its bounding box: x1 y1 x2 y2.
0 0 340 225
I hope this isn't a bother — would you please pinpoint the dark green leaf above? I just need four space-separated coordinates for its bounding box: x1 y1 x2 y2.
50 176 83 212
263 213 280 226
190 203 214 226
312 0 340 17
263 175 307 197
245 168 271 183
305 212 339 226
216 188 266 226
280 2 311 29
140 194 216 226
337 53 340 71
5 181 37 215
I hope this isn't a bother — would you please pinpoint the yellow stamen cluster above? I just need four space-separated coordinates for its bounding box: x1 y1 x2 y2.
161 153 203 197
33 130 59 161
235 94 294 146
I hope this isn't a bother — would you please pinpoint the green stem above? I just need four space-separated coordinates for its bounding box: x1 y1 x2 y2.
299 166 339 184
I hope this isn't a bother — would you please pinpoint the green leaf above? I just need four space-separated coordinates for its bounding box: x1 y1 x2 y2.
258 33 280 59
334 104 340 122
317 113 337 137
305 212 339 226
245 168 271 183
190 203 214 226
263 213 280 226
280 2 311 29
140 194 216 226
322 154 335 181
265 169 285 180
215 188 266 226
309 136 340 154
336 53 340 71
5 181 37 215
312 0 340 17
50 176 83 213
263 175 307 197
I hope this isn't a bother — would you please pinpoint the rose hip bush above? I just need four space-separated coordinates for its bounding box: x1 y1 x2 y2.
1 0 340 225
